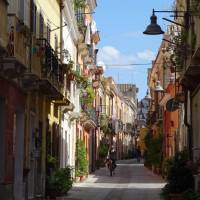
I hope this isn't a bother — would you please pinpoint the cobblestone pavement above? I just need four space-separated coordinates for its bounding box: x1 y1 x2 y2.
61 159 165 200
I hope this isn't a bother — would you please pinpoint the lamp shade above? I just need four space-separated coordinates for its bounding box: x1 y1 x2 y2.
145 89 151 99
143 13 164 35
154 80 164 92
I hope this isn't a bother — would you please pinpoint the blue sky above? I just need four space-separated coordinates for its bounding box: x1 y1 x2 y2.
94 0 174 100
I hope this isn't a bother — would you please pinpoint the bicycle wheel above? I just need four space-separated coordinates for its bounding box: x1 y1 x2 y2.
110 165 113 176
109 161 113 176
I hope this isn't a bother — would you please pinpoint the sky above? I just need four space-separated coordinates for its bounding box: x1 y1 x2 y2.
94 0 174 100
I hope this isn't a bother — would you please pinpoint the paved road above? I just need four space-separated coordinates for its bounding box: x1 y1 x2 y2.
62 159 165 200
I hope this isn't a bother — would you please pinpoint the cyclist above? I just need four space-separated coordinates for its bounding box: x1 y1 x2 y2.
106 145 117 170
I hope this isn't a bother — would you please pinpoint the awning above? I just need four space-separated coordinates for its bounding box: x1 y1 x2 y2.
159 93 172 106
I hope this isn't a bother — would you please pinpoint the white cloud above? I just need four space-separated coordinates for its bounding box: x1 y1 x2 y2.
136 49 155 61
98 46 137 68
97 46 155 69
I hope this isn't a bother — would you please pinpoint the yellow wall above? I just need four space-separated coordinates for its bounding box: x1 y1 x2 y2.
36 0 60 48
0 0 7 50
138 128 148 152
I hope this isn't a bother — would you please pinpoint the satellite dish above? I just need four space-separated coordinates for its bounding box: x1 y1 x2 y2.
166 98 179 112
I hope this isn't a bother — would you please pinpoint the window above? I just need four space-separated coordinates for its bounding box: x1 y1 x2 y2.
18 0 24 21
39 13 44 37
47 24 51 44
54 34 58 54
31 0 37 34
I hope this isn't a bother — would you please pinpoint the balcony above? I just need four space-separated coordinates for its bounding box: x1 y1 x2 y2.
181 47 200 91
38 38 63 99
23 38 64 99
124 123 133 134
1 14 27 78
83 107 98 130
114 119 123 133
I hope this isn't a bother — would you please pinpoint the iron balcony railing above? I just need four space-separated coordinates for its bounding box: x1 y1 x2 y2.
37 38 63 84
87 107 98 125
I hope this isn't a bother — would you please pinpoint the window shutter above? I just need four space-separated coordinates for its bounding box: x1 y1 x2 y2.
47 24 51 44
24 0 30 27
30 0 37 34
18 0 24 22
39 13 44 37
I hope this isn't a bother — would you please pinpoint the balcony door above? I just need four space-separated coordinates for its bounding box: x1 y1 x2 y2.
28 112 36 199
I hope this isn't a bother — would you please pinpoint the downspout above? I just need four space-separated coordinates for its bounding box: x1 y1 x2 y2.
59 0 63 168
184 0 193 160
60 0 63 63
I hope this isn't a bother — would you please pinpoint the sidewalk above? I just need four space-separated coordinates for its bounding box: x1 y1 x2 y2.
60 159 165 200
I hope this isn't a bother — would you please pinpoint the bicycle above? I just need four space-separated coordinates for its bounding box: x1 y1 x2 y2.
107 159 115 176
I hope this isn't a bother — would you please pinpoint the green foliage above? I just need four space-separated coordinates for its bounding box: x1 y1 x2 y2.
47 154 58 169
169 31 187 71
75 139 88 177
72 70 88 88
80 85 95 108
46 167 73 193
67 60 74 70
161 150 194 197
74 0 86 10
166 150 194 193
99 143 109 158
99 114 115 136
182 189 200 200
144 133 163 167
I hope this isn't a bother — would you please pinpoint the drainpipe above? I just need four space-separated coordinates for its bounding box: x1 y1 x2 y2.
184 0 193 160
60 0 63 63
184 89 193 160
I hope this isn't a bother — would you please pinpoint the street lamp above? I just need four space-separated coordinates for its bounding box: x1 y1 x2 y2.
143 9 189 35
143 10 164 35
154 80 164 92
145 89 151 100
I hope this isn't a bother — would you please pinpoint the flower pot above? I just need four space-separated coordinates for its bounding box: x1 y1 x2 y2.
80 176 84 182
48 191 66 199
80 175 86 182
169 193 183 200
75 176 80 183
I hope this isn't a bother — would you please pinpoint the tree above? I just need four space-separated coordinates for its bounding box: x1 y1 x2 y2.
75 139 88 177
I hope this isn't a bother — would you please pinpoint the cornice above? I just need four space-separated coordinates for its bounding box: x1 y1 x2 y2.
87 0 97 11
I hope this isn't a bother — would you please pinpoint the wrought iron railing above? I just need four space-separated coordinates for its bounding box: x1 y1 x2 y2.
86 107 98 124
37 38 62 83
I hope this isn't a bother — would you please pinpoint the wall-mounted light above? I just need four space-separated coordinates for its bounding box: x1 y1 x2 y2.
143 9 189 35
154 80 164 92
145 89 151 100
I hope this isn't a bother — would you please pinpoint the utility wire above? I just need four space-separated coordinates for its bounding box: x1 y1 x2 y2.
105 63 152 66
104 62 164 67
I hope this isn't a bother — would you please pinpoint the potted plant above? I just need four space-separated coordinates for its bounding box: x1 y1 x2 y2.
46 167 73 199
144 133 163 174
75 139 89 181
80 85 95 110
161 150 194 200
98 142 109 167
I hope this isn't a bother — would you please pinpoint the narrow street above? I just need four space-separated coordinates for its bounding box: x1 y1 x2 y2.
64 159 165 200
